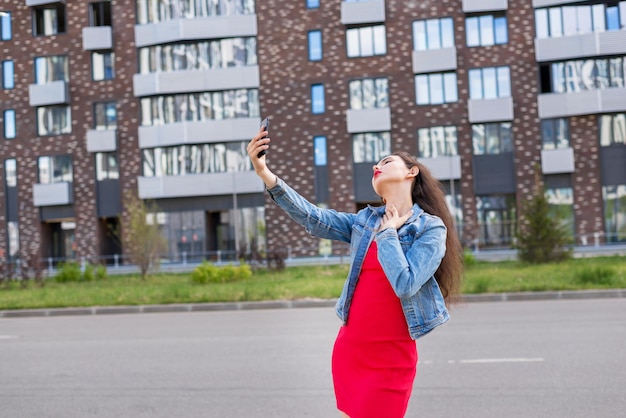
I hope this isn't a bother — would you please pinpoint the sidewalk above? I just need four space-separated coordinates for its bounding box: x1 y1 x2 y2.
1 289 624 318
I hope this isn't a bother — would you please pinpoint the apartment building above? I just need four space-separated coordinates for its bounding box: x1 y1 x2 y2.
1 0 625 268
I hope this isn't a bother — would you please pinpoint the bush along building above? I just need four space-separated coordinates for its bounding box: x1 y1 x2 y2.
1 0 625 270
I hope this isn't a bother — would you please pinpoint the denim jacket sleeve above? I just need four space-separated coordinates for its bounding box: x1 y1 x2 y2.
374 215 447 299
266 177 355 243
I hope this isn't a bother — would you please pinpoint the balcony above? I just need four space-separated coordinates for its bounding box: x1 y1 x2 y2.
462 0 508 13
134 14 257 48
541 148 575 174
412 47 457 74
341 0 385 25
468 97 514 123
137 171 264 200
419 156 462 181
33 182 73 207
133 66 260 97
82 26 113 51
28 80 70 107
535 30 626 62
346 108 391 133
86 129 117 152
537 88 626 118
25 0 63 6
139 118 261 149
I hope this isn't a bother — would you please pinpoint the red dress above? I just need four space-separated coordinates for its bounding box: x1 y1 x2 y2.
332 241 418 418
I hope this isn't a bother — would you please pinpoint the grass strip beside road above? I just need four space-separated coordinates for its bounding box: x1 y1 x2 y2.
1 256 625 311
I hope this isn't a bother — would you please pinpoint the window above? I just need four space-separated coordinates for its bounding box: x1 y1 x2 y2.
535 2 626 39
415 72 458 105
3 109 16 139
33 3 66 36
603 185 626 242
352 132 391 163
417 126 458 158
95 152 119 180
349 78 388 109
314 136 327 166
34 55 69 84
308 30 322 61
413 17 454 51
311 84 325 114
136 0 256 24
140 89 260 126
92 52 115 81
541 118 570 149
472 122 513 155
94 102 117 130
4 158 17 187
476 194 517 247
38 155 73 184
1 11 11 41
541 57 626 94
89 1 112 26
346 25 386 58
599 113 626 146
466 13 508 47
2 60 14 89
138 37 257 74
306 0 320 9
468 66 511 99
37 106 71 136
545 186 575 237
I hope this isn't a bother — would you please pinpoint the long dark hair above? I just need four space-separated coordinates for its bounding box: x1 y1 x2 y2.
393 151 464 305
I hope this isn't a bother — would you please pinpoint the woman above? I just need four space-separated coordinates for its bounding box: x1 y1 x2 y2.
247 127 463 418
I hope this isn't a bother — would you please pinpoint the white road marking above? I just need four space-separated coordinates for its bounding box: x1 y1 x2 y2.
0 335 19 340
459 358 544 364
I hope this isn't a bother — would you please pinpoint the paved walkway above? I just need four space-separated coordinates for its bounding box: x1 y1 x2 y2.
1 289 624 318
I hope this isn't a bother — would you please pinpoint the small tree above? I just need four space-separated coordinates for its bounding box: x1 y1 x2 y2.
516 168 572 264
120 191 167 280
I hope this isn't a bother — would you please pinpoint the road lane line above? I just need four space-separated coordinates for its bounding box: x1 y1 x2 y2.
459 358 544 364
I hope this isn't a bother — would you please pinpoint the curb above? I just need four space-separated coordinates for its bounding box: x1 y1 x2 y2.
1 290 624 319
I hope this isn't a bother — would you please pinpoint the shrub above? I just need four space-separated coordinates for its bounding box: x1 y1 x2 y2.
94 264 108 281
574 266 616 286
190 262 252 284
55 262 82 283
464 250 477 267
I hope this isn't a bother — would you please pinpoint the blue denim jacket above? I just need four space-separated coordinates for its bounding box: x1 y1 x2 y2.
267 178 450 340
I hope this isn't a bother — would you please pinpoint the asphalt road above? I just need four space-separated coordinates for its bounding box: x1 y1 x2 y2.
1 298 625 418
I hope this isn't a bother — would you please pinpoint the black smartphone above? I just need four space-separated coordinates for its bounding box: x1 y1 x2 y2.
257 116 270 158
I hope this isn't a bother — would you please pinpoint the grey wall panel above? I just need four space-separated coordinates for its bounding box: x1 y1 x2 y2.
473 154 516 194
600 146 626 186
97 180 122 218
353 163 379 203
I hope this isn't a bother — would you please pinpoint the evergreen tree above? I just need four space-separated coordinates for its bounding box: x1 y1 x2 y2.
516 168 572 264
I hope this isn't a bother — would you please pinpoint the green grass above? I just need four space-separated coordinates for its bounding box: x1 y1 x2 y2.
1 256 625 311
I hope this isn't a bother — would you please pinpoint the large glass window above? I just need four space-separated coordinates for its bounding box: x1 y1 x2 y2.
142 141 251 177
34 55 69 84
413 17 454 51
2 60 14 89
349 78 388 110
137 0 256 24
33 3 66 36
352 132 391 163
92 52 115 81
599 113 626 146
3 109 16 139
417 126 458 158
545 186 575 238
140 89 259 126
38 155 73 184
306 0 320 8
541 118 570 149
466 13 508 47
94 102 117 130
535 2 626 39
314 136 327 166
542 57 626 94
95 152 119 180
37 106 71 136
346 25 386 58
1 11 11 41
472 122 513 155
89 1 112 26
476 194 517 247
138 37 257 74
4 158 17 187
308 30 322 61
603 185 626 242
415 72 458 105
311 84 325 114
468 66 511 99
